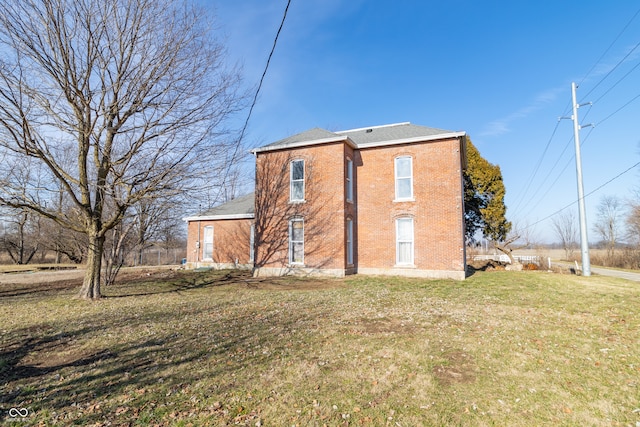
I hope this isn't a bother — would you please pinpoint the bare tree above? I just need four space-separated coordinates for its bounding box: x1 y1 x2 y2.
0 207 42 264
551 210 578 260
593 195 625 261
0 0 243 298
492 222 534 268
103 215 137 287
627 203 640 246
132 198 174 266
627 188 640 247
45 221 88 264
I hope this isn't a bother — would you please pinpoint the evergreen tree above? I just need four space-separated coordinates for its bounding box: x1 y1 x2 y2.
464 139 512 243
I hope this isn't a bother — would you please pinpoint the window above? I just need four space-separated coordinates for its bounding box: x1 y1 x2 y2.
396 218 414 265
203 225 213 260
249 224 255 263
289 218 304 264
395 156 413 200
346 218 354 265
290 159 305 202
346 158 353 202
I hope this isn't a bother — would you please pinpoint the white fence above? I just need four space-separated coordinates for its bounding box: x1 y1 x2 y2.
472 254 541 264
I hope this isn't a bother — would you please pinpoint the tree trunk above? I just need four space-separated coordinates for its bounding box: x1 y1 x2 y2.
79 233 104 299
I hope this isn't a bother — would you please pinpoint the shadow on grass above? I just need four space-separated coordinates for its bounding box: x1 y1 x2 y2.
103 269 250 298
0 269 250 300
0 278 316 425
0 280 84 299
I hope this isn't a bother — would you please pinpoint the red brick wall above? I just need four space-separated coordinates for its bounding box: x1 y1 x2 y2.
255 143 348 272
186 218 253 264
186 135 466 277
344 144 357 272
356 137 466 272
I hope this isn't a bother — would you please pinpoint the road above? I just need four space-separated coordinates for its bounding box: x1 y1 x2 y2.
588 265 640 282
554 261 640 282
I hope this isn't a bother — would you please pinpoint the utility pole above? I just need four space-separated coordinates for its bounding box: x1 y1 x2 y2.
570 82 591 276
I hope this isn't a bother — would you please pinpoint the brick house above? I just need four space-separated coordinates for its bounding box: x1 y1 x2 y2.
184 193 255 269
184 122 468 279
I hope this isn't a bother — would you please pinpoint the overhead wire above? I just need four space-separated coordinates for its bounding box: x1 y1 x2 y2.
214 0 292 205
592 59 640 105
524 159 640 231
509 119 562 216
511 5 640 227
596 91 640 126
579 39 640 103
578 5 640 98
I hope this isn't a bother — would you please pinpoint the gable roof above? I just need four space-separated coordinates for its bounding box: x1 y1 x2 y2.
183 192 255 222
251 122 466 154
251 127 353 154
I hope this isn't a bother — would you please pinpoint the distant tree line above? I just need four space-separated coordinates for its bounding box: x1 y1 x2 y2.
552 193 640 269
0 196 186 268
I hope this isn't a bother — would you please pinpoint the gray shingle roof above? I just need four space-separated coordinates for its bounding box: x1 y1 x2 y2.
338 122 454 145
264 128 339 148
186 192 254 221
251 122 464 153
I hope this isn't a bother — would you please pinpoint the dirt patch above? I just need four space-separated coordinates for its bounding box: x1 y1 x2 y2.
0 268 86 286
432 350 476 385
356 317 417 335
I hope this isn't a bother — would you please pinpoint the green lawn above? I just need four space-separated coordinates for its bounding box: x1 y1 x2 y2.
1 269 639 426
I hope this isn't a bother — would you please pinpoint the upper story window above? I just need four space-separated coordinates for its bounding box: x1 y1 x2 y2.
394 156 413 201
346 158 353 202
290 159 305 202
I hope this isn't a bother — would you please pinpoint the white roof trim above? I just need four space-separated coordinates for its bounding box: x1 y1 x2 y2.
356 131 467 149
337 122 411 134
251 135 356 154
183 213 255 222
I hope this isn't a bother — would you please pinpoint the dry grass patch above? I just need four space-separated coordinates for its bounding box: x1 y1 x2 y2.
1 269 639 426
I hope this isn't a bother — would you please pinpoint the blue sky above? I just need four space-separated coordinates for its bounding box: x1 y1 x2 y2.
210 0 640 243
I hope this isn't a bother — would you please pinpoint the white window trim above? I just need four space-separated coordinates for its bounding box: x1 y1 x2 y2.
289 218 304 265
394 156 414 202
202 225 214 261
346 158 354 203
395 218 414 266
346 218 354 265
290 159 305 203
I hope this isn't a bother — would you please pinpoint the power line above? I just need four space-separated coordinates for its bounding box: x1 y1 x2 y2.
510 119 562 216
592 59 640 105
579 39 640 103
578 5 640 89
237 0 292 150
596 91 640 126
525 160 640 230
512 6 640 221
216 0 292 203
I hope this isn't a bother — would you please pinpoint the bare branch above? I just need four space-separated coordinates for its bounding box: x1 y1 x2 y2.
0 0 244 298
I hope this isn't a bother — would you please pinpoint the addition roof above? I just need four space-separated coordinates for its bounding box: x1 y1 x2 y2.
251 122 466 154
183 192 255 222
